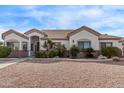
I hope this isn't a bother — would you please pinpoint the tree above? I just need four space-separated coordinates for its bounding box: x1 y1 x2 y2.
43 39 54 51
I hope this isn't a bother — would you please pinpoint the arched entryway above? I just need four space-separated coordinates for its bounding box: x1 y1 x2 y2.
30 36 40 56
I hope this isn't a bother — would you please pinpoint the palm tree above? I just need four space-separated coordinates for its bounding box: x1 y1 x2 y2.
43 39 54 51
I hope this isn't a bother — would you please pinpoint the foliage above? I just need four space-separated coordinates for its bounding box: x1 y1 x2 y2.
35 51 47 58
47 49 58 58
36 44 67 58
55 44 67 57
43 39 54 51
0 46 11 58
70 45 80 58
101 47 122 58
83 48 94 58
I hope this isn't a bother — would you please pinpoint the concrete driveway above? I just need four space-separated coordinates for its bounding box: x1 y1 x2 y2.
0 58 27 69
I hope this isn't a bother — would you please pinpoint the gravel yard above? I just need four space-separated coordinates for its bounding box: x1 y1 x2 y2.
0 60 124 88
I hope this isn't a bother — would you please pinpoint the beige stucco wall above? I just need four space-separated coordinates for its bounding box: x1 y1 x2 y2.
69 30 100 50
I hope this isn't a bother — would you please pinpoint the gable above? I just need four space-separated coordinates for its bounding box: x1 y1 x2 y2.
5 33 28 42
24 29 47 37
2 29 28 40
67 26 101 37
69 29 99 40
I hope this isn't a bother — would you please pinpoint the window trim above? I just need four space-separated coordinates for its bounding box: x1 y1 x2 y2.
100 42 113 48
78 41 91 49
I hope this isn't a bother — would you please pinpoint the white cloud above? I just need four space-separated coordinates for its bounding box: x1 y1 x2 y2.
105 29 124 36
81 7 104 18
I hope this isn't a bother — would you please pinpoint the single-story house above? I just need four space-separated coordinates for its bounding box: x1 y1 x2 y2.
2 26 123 57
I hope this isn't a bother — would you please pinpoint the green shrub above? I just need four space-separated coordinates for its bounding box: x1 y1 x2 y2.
0 46 11 58
101 47 122 58
48 49 58 58
83 48 94 58
35 51 47 58
55 44 67 57
70 45 80 58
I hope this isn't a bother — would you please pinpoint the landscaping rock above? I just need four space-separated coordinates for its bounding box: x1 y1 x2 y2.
98 55 107 59
112 57 120 62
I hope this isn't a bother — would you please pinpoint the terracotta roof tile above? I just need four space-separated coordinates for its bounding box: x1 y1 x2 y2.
99 34 121 40
42 29 73 40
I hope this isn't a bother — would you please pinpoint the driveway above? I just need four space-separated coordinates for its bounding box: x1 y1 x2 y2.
0 59 124 88
0 58 27 69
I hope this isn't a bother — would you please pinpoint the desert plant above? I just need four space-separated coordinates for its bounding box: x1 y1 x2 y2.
83 48 94 58
0 46 11 58
101 47 122 58
70 45 80 58
55 44 67 57
47 49 58 58
35 51 47 58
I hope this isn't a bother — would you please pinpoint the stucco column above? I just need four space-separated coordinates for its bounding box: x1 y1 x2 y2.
28 37 31 56
19 41 22 50
39 37 41 51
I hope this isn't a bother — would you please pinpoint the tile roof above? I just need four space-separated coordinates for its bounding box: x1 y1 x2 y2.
67 26 101 37
99 34 121 40
42 29 73 40
2 26 122 41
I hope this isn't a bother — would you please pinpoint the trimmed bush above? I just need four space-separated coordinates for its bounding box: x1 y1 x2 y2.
35 49 59 58
48 49 58 58
83 48 94 58
0 46 11 58
70 45 80 58
35 51 47 58
101 47 122 58
55 45 67 57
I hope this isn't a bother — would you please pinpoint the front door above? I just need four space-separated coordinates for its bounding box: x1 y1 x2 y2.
34 42 39 52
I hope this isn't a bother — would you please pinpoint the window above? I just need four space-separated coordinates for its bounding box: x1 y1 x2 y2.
7 42 19 50
22 42 27 51
78 41 91 49
100 42 113 48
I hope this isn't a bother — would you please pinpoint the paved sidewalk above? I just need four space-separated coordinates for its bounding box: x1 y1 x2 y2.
0 58 27 69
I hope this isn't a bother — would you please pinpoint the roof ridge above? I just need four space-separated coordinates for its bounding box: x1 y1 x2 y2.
41 29 73 31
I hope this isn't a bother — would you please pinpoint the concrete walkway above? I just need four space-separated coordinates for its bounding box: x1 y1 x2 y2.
0 58 27 69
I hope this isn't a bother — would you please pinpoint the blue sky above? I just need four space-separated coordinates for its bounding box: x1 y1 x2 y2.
0 5 124 41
